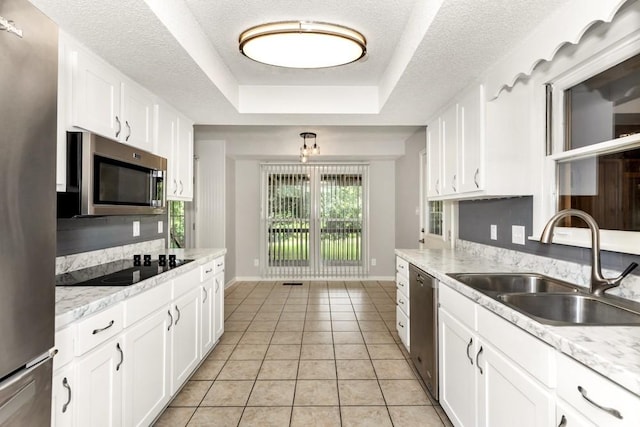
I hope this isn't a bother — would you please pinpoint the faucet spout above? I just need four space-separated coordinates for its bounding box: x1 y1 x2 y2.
539 209 637 296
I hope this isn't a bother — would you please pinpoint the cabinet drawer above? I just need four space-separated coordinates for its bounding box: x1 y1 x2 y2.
396 306 410 351
557 354 640 427
75 304 123 356
123 280 172 327
396 273 409 299
173 267 201 298
478 306 555 387
54 324 76 371
396 291 409 318
200 261 215 282
213 256 225 274
396 257 409 277
439 283 476 331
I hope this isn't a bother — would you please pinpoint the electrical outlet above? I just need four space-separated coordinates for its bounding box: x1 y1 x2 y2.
490 224 497 240
253 259 259 267
133 221 140 237
371 258 377 266
157 220 163 234
512 225 525 245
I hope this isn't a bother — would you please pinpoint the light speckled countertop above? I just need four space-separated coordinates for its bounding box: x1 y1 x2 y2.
55 248 226 329
396 248 640 398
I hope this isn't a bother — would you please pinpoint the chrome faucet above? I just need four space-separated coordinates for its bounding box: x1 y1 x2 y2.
539 209 638 296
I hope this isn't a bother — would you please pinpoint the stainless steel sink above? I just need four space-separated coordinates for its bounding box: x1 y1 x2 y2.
497 293 640 326
447 273 580 295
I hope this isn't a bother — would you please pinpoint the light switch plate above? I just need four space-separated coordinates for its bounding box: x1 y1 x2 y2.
371 258 377 266
512 225 525 245
133 221 140 237
490 224 497 240
253 259 259 267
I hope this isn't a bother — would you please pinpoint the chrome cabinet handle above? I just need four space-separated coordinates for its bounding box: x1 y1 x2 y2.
452 174 457 192
92 320 114 335
125 121 131 141
398 299 405 305
577 386 623 419
558 415 567 427
203 287 208 303
179 180 184 194
116 343 124 371
175 306 181 325
398 321 404 328
62 377 71 413
216 262 223 268
466 338 473 365
435 179 440 195
476 346 483 374
115 116 121 138
173 179 178 195
215 279 220 293
167 309 173 331
474 168 480 188
205 268 213 274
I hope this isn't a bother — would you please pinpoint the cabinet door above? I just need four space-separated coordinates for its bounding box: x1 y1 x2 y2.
171 286 201 394
200 279 215 357
426 118 442 197
214 272 225 341
75 338 123 427
441 104 458 195
458 85 484 193
121 83 154 152
52 366 75 427
396 306 409 351
439 309 477 427
72 48 122 140
477 342 554 427
171 115 194 200
122 307 171 427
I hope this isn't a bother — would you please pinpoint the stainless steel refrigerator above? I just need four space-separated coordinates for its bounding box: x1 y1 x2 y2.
0 0 57 424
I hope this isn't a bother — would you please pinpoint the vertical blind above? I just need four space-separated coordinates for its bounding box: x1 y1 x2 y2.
261 163 368 279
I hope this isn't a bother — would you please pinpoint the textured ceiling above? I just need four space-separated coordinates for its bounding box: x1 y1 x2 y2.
29 0 571 145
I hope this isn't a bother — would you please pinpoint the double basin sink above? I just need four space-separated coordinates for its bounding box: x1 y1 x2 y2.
447 273 640 326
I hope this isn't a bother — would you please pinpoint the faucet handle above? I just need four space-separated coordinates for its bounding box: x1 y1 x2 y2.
620 262 638 279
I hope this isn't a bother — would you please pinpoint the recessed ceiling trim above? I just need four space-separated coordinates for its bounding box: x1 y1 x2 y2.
239 21 367 69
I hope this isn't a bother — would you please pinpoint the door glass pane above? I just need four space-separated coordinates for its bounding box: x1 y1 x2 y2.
428 201 443 236
266 173 310 267
319 172 363 267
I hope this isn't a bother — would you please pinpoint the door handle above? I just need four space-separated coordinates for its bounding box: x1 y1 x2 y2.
116 343 124 371
62 377 72 413
175 306 181 325
167 309 173 331
115 116 121 138
203 287 208 303
466 338 473 365
476 346 483 374
125 121 131 141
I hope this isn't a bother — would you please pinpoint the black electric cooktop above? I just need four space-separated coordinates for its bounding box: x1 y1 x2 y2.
56 258 194 287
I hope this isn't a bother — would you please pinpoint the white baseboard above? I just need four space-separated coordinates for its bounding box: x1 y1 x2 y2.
231 276 395 282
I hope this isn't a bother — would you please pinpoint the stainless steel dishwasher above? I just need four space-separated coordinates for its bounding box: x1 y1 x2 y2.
409 264 439 400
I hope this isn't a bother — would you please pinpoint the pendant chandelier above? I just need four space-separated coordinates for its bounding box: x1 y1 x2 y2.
299 132 319 163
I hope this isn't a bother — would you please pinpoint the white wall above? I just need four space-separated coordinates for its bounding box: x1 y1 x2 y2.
225 156 236 283
232 159 397 279
195 140 225 248
395 128 425 249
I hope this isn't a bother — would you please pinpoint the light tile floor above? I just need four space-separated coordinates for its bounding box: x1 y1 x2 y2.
154 280 453 427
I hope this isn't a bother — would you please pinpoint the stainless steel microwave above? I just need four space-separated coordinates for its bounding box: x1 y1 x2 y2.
57 132 167 217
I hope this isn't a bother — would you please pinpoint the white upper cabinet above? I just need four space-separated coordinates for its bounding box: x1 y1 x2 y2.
120 82 154 152
426 83 531 201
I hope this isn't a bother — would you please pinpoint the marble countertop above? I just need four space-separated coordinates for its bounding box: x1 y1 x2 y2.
55 248 226 329
396 248 640 398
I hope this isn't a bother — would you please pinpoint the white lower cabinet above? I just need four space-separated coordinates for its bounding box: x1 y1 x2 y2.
75 337 123 427
171 286 201 394
51 365 75 427
51 255 225 426
214 271 225 341
395 256 410 351
439 283 554 427
122 307 171 427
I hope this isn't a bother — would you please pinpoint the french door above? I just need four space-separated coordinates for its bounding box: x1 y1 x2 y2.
261 163 368 278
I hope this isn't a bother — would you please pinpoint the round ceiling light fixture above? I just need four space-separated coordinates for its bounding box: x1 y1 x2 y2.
239 21 366 69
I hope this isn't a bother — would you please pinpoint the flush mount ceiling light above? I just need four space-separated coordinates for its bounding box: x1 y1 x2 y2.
299 132 319 163
239 21 366 68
